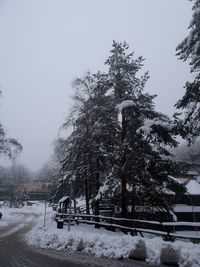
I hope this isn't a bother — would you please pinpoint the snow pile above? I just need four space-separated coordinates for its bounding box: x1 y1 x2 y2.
26 214 200 266
179 242 200 267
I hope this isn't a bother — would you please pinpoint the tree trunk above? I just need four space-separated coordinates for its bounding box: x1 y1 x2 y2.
85 174 90 215
121 110 127 218
95 157 100 228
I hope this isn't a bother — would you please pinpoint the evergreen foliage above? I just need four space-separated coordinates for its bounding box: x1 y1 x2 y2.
105 42 184 217
54 42 185 219
176 0 200 140
53 73 119 214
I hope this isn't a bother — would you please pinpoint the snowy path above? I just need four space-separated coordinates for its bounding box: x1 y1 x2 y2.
0 217 74 267
0 209 154 267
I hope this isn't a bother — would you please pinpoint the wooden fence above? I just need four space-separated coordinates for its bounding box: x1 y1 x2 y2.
55 212 200 242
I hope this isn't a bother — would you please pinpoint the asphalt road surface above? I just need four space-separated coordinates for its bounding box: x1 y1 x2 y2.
0 214 158 267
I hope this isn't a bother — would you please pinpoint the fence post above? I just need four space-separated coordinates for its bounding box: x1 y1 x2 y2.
44 202 47 228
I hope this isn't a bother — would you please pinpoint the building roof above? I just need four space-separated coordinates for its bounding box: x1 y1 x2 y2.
169 175 188 184
58 196 69 203
186 180 200 195
187 171 199 176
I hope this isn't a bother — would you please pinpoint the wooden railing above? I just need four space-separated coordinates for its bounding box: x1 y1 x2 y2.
55 212 200 242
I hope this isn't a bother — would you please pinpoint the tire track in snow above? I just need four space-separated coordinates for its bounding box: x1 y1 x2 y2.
0 223 25 239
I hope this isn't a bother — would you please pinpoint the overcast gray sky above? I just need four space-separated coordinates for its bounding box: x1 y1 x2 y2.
0 0 193 171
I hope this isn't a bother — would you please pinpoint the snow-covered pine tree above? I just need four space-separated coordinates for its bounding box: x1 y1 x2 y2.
50 135 77 204
105 41 185 219
84 73 119 213
57 73 118 214
176 0 200 140
54 42 185 220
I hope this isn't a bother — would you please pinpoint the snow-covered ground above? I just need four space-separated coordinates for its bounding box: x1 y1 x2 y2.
25 209 200 267
0 201 46 227
1 201 200 266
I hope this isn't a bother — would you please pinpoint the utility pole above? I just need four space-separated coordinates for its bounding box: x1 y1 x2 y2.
10 157 16 208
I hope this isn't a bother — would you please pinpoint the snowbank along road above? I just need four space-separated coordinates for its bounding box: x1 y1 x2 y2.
0 211 155 267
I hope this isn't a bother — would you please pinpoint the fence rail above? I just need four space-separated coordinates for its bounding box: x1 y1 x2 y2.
55 212 200 242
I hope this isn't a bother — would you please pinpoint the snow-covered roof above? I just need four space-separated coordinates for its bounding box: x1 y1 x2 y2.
163 188 175 195
174 204 200 213
58 196 69 203
186 180 200 195
175 177 190 184
187 170 199 176
169 175 188 184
